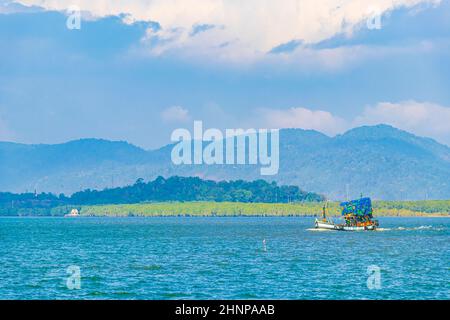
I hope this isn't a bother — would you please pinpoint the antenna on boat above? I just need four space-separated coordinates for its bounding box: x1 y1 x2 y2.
321 200 331 221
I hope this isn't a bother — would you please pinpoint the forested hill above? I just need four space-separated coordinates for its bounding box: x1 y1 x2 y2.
2 125 450 200
0 176 324 215
70 176 324 204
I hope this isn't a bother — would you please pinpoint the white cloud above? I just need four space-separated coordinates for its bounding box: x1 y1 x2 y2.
259 100 450 145
354 101 450 144
261 107 347 136
161 105 191 123
14 0 441 61
0 1 40 14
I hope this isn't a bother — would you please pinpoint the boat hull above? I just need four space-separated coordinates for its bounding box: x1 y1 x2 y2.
314 219 377 231
341 225 376 231
315 220 339 230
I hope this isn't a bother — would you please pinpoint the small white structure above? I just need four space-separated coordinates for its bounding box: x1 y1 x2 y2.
65 209 80 217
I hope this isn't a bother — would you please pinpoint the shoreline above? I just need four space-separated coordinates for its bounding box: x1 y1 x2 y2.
2 201 450 218
75 201 450 218
2 215 450 218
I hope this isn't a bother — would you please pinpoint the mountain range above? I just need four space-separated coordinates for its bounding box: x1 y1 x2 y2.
1 124 450 200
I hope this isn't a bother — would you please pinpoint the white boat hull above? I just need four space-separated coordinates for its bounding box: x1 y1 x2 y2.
315 220 339 230
315 219 377 231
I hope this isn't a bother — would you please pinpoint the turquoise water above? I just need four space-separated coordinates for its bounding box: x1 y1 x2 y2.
0 217 448 300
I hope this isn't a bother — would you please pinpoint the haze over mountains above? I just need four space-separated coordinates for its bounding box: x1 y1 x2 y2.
1 125 449 200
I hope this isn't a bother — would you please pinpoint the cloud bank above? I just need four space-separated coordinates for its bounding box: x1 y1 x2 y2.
354 101 450 144
261 107 347 136
14 0 442 60
161 106 191 123
260 100 450 145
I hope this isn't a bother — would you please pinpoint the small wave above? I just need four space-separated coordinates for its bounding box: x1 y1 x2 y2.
141 265 162 271
306 228 334 232
416 225 432 230
391 225 441 231
113 291 134 297
88 291 106 296
161 292 188 298
397 225 432 231
83 275 103 282
133 264 162 271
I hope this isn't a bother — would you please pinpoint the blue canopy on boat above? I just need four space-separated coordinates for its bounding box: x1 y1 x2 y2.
340 198 372 216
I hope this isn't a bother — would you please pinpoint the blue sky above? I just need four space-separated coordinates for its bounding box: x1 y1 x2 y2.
1 0 450 148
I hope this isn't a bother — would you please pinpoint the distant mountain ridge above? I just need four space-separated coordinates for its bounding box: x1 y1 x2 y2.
1 125 450 200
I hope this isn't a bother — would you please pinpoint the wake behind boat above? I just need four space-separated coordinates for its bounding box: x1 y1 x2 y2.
315 197 379 231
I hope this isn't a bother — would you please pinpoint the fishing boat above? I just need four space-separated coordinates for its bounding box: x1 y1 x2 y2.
314 197 379 231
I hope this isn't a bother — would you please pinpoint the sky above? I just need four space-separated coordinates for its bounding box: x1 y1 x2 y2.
0 0 450 149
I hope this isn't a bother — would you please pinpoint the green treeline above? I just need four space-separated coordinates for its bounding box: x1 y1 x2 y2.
70 176 324 204
1 176 450 217
77 201 450 217
0 176 323 216
2 200 450 217
0 192 66 216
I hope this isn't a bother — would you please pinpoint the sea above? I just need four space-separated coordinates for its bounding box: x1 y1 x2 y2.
0 217 448 300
